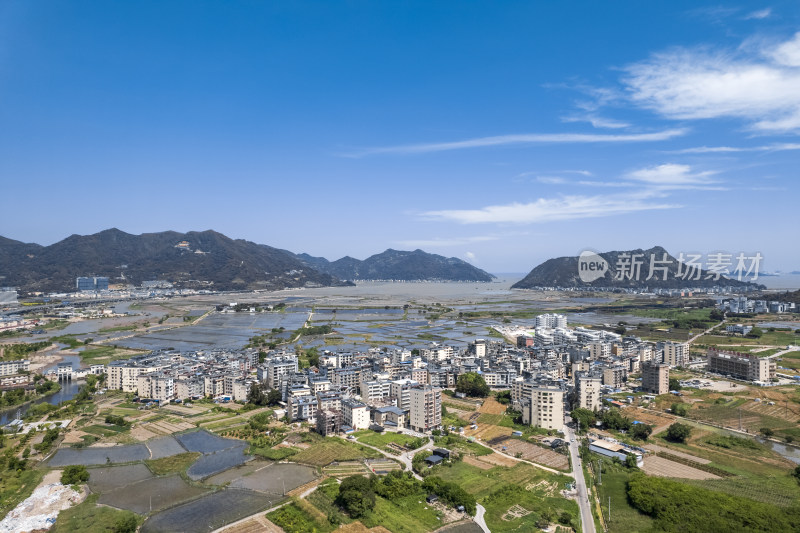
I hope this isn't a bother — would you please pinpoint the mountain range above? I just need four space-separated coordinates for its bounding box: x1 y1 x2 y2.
0 229 494 294
288 249 495 282
511 246 765 290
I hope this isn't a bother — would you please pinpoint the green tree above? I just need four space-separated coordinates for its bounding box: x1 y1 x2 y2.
747 327 764 338
305 347 320 367
601 408 632 431
666 422 691 443
266 388 282 406
335 475 375 518
792 465 800 484
455 372 490 397
671 403 688 417
495 390 512 404
625 454 639 469
113 514 138 533
247 383 267 406
669 378 682 391
570 408 596 433
760 427 774 437
631 423 653 441
61 465 89 485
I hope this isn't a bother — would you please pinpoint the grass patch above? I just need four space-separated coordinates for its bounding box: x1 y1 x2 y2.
592 461 655 533
429 460 578 532
434 434 493 456
0 468 44 521
292 438 382 466
81 424 129 437
144 452 201 476
356 431 427 452
267 500 332 533
98 325 138 334
683 477 800 508
361 493 443 532
250 446 299 461
51 494 142 533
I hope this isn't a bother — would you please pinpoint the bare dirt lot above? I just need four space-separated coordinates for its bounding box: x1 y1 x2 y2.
486 436 569 470
478 398 507 415
641 455 720 480
470 452 519 468
462 455 493 470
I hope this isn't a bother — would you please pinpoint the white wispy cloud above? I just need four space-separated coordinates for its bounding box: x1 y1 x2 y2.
562 114 631 129
744 8 772 20
623 32 800 132
536 176 568 184
420 193 678 225
342 129 686 157
670 142 800 153
626 163 717 185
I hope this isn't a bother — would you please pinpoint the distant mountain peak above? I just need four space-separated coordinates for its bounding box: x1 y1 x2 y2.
290 248 495 282
0 229 352 294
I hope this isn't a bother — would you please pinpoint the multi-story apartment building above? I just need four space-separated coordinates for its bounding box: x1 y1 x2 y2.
0 359 30 376
535 313 567 329
316 409 342 436
341 398 370 430
707 349 776 383
203 374 225 397
137 372 175 402
641 361 669 395
602 365 627 389
589 342 612 360
330 367 361 391
661 341 689 368
258 355 298 389
360 379 392 403
175 378 204 400
409 386 442 433
316 390 342 412
522 385 564 431
390 379 418 411
575 375 601 411
107 358 167 392
289 395 318 421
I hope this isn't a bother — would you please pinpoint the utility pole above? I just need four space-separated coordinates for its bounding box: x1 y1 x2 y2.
608 496 611 524
738 408 742 431
598 460 602 485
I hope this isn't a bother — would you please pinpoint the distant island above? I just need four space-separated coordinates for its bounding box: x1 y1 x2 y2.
512 246 766 290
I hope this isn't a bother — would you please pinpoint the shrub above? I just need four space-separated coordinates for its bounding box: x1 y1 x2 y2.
665 422 691 443
61 465 89 485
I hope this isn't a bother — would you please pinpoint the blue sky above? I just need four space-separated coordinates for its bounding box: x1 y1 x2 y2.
1 1 799 273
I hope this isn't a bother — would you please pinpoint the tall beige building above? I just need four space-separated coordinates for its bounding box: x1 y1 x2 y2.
576 376 601 411
522 386 564 431
641 362 669 395
409 386 442 433
662 342 689 367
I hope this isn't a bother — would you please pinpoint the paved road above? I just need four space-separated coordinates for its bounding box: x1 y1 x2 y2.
474 504 490 533
350 434 433 480
688 319 726 344
564 425 596 533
